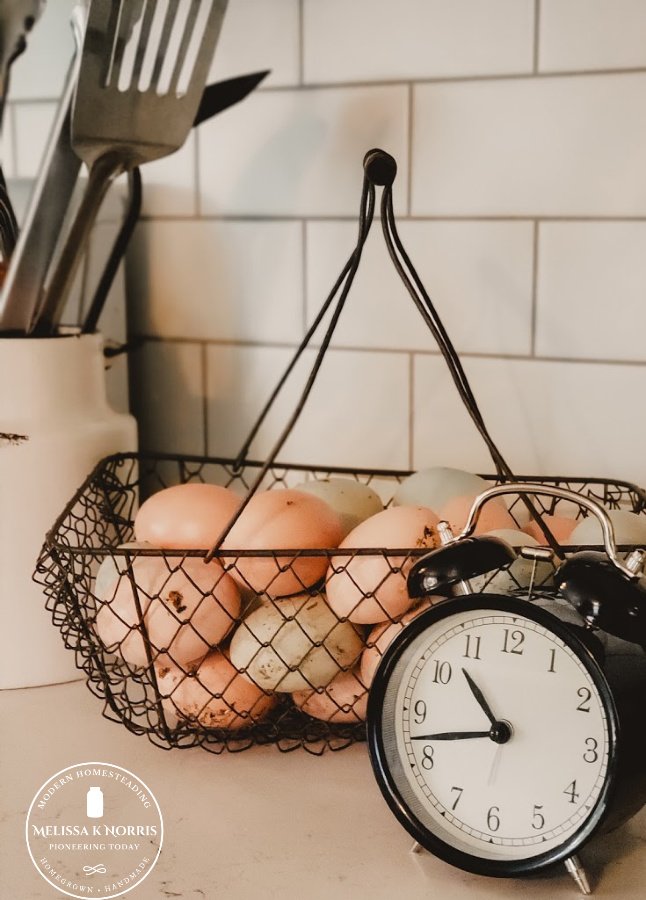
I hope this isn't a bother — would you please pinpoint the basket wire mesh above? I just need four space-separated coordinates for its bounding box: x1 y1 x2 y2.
35 452 646 754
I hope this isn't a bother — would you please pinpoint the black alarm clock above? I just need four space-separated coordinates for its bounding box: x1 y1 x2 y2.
366 484 646 894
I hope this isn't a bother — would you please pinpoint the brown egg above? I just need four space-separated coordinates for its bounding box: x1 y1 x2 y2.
326 506 439 624
170 651 277 729
524 515 577 545
360 599 436 687
134 482 241 550
439 494 515 536
222 488 343 598
292 668 368 724
94 555 240 668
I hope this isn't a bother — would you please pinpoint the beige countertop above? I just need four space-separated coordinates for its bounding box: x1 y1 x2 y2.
2 679 645 899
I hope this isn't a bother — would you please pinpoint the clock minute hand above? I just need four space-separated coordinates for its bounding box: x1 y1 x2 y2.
462 667 497 725
411 730 491 741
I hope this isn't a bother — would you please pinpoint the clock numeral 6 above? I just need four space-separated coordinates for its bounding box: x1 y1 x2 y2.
532 804 545 830
487 806 501 832
421 745 434 770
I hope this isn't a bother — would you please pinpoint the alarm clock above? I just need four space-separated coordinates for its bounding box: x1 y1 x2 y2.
366 484 646 894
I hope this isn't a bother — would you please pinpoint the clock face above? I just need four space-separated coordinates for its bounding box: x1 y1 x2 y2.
368 595 618 875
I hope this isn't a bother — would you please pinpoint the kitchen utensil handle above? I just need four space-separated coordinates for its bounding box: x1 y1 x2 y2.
31 153 124 335
81 166 142 334
0 14 83 333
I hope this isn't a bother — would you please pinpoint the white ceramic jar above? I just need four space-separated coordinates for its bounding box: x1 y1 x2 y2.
0 333 137 688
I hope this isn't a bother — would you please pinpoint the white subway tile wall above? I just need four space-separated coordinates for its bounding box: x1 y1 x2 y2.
5 0 646 487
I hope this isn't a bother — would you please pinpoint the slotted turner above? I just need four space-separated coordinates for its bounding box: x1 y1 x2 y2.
32 0 227 335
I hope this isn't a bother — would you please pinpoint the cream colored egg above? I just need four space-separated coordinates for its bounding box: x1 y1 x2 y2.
229 593 363 692
292 668 368 724
94 556 240 668
134 482 241 550
393 467 487 511
470 555 554 594
293 478 384 538
326 506 440 625
170 652 277 730
439 494 516 536
360 599 436 687
94 542 151 601
222 488 343 598
570 509 646 548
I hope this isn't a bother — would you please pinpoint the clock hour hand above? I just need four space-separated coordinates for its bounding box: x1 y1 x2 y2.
462 667 498 725
411 730 491 741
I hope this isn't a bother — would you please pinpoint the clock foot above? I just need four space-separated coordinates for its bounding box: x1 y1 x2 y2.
410 841 422 854
564 855 592 895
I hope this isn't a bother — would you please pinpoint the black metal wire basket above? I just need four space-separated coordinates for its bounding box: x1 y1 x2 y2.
35 451 646 754
33 150 646 753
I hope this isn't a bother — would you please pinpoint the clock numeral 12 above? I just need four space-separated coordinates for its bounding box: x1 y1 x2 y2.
501 628 524 655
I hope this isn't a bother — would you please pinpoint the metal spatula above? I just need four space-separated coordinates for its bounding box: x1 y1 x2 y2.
32 0 228 335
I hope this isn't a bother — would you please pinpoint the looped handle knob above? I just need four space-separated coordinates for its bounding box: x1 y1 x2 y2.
363 148 397 186
457 483 644 581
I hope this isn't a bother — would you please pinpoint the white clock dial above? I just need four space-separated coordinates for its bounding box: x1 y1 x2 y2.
380 605 612 862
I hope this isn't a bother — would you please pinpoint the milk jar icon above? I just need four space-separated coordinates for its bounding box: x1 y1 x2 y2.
87 787 104 818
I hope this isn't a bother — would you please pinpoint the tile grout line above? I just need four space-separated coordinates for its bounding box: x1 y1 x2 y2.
298 0 305 86
138 213 646 224
408 352 415 469
201 342 209 457
9 66 646 113
533 0 541 74
407 83 413 216
194 127 202 218
134 335 646 370
301 219 308 336
530 220 539 356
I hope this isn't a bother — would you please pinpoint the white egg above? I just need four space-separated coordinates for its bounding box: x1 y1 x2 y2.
393 467 488 512
569 509 646 548
293 478 384 538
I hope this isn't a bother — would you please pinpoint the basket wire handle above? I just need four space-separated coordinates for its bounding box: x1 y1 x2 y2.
205 148 561 563
374 152 562 558
204 174 377 562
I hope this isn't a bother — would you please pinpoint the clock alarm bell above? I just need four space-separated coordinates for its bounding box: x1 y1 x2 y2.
367 483 646 895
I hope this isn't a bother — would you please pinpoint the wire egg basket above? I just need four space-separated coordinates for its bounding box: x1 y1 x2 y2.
33 149 646 753
35 451 646 754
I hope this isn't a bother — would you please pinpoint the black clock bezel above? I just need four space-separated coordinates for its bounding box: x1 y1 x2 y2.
366 593 620 878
